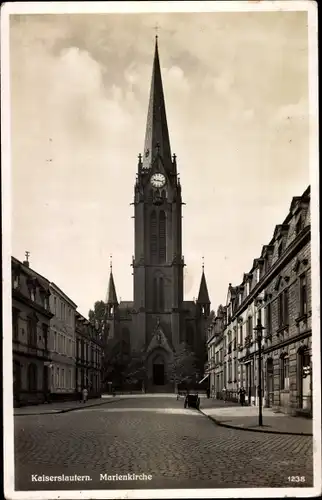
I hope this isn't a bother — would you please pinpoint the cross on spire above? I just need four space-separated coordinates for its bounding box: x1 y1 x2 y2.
25 251 30 262
202 256 205 271
110 254 113 272
154 22 159 40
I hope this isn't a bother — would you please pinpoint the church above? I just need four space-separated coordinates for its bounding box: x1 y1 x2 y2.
103 38 211 392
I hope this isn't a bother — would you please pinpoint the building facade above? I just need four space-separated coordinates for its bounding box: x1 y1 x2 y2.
12 257 53 406
48 283 77 401
206 187 312 416
75 312 102 398
102 38 210 392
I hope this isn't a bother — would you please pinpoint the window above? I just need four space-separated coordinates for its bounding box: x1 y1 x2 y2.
53 331 57 351
42 324 48 349
159 211 166 262
150 211 158 258
239 324 243 345
56 367 59 387
12 308 19 341
28 363 38 391
13 274 20 289
61 369 64 388
68 339 72 357
54 297 57 315
247 316 253 338
30 288 35 302
186 325 194 347
265 302 272 335
159 277 165 311
246 282 250 295
280 355 289 390
299 274 307 316
279 289 289 327
27 316 37 346
228 360 232 382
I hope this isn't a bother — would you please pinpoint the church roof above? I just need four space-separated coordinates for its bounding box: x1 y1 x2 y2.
142 37 172 171
197 270 210 304
106 270 118 305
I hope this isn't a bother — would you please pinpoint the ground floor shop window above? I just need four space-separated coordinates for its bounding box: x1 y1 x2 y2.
280 354 289 390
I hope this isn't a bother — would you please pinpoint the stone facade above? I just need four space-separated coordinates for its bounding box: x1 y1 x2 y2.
12 257 53 406
75 312 102 398
48 283 78 401
206 186 312 416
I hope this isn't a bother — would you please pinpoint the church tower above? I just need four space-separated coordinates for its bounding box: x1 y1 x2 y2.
132 37 184 356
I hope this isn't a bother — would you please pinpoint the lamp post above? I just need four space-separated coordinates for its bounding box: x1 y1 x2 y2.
254 309 265 426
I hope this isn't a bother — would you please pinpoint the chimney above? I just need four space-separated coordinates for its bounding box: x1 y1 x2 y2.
23 251 30 268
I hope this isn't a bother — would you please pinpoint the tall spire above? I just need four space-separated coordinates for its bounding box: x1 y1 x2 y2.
197 258 210 305
106 255 118 305
142 36 172 170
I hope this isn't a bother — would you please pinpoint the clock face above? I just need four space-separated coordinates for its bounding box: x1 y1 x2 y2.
150 173 166 188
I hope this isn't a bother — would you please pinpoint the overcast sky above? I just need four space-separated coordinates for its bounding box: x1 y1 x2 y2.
10 9 309 317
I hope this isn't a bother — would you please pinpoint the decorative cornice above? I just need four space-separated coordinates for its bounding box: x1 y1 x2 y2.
232 227 310 320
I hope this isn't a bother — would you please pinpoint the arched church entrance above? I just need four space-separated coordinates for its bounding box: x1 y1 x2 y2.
153 355 165 386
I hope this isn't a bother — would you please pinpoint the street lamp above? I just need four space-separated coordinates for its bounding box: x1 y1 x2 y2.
254 309 265 426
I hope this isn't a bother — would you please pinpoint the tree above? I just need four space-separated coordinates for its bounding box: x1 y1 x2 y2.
88 300 106 329
168 342 198 390
123 349 146 386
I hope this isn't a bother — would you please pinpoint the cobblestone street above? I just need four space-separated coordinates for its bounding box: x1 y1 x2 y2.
14 397 313 491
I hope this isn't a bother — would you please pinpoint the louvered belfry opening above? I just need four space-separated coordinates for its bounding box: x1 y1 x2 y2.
150 210 158 259
149 210 167 263
159 210 166 262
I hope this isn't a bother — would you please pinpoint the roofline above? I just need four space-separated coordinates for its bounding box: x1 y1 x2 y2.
12 256 50 285
50 282 78 308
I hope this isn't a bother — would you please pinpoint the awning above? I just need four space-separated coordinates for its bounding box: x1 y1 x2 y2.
199 374 209 384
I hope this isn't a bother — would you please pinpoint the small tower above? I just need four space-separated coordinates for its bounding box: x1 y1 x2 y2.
106 256 118 318
197 257 211 318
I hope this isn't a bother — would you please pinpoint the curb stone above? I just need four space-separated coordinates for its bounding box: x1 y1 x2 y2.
198 409 313 437
14 398 125 416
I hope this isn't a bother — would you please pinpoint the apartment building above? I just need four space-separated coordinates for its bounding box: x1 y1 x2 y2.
75 312 103 398
206 186 312 416
12 256 54 406
48 283 77 401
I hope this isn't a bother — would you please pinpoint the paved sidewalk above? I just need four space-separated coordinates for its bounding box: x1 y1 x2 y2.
199 398 313 436
14 397 123 416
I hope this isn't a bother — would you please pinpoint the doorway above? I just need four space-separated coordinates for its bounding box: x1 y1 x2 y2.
153 363 165 385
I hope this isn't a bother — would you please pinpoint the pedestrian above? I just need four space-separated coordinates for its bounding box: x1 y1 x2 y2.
206 387 210 399
239 386 246 406
82 387 88 404
222 386 227 403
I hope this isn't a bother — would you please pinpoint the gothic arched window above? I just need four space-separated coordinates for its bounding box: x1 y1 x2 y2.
150 210 157 259
159 210 166 262
186 325 194 348
153 277 158 311
159 277 165 311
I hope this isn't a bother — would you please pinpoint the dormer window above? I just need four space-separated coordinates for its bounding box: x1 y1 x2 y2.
13 274 20 289
278 240 284 258
296 216 304 235
30 288 36 302
246 282 250 295
256 267 260 283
